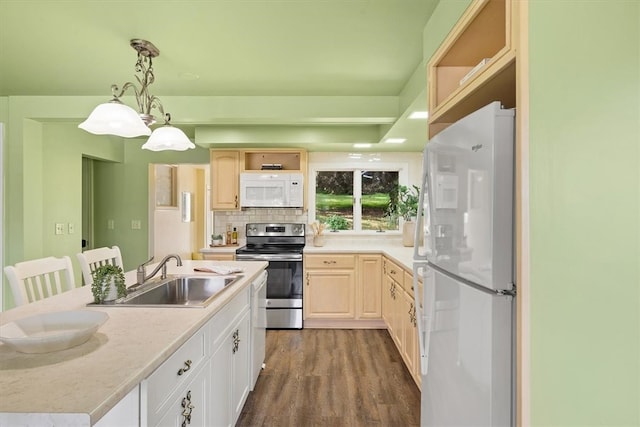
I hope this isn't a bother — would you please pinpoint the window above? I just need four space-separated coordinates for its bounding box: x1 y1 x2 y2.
310 163 409 232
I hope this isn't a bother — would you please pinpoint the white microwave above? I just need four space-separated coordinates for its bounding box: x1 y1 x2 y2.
239 172 304 208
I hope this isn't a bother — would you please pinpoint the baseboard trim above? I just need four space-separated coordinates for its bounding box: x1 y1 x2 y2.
303 319 387 329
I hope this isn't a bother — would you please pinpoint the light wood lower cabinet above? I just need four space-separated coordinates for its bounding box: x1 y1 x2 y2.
304 253 383 327
357 254 382 319
202 252 236 261
305 269 356 318
383 256 421 390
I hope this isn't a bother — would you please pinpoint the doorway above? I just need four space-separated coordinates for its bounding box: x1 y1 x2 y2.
81 157 94 253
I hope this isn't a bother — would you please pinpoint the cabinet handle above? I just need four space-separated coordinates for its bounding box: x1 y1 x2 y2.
323 260 336 264
181 390 195 426
177 359 192 376
232 329 240 354
306 272 310 286
409 303 417 326
234 195 238 208
390 269 397 275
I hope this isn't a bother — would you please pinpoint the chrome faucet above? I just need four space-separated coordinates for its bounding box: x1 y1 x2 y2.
136 254 183 285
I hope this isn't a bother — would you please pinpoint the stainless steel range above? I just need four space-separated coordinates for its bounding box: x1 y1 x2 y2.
235 223 305 329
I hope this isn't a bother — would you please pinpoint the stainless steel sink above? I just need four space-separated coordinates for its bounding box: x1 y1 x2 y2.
113 275 243 308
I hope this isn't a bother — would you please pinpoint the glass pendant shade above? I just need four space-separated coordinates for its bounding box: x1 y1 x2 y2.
78 100 152 138
142 125 195 151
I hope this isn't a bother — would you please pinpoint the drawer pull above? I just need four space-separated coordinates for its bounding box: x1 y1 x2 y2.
177 359 192 376
323 260 337 264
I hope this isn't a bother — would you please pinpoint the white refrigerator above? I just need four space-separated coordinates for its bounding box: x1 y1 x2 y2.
413 101 516 426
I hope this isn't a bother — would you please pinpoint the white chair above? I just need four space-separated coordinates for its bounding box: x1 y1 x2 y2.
76 246 123 286
4 256 76 306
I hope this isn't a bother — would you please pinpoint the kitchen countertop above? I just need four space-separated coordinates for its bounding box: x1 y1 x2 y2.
0 260 267 425
303 236 416 270
200 236 418 270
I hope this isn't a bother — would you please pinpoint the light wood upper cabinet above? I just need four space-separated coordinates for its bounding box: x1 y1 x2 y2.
241 149 307 173
210 148 308 210
428 0 518 137
210 150 240 210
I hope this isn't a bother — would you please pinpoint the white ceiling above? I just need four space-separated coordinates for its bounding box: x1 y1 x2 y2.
0 0 438 152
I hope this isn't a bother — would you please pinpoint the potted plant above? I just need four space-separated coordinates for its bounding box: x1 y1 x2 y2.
91 264 126 304
388 184 420 246
211 234 223 246
325 214 349 232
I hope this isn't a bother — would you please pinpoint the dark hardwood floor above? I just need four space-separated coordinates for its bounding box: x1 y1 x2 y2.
237 329 421 427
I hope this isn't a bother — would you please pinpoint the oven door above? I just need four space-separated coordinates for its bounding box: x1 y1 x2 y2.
265 260 303 308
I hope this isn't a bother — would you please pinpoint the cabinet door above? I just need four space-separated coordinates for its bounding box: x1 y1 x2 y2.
210 150 239 210
154 362 210 427
382 275 393 328
231 310 251 424
210 335 233 427
357 254 382 319
210 308 251 427
304 270 355 319
400 289 417 376
383 275 401 347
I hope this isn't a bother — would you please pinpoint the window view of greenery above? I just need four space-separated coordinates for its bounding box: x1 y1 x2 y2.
315 170 399 231
316 171 354 230
361 171 399 230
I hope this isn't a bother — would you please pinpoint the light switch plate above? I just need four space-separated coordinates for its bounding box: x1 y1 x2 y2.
68 223 75 234
131 220 141 230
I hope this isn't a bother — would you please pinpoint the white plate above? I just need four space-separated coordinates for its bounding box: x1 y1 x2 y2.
0 310 109 354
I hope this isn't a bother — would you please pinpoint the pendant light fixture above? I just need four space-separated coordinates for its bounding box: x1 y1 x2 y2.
79 39 195 151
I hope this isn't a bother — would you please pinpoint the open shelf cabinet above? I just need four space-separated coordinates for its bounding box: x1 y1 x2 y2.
428 0 518 137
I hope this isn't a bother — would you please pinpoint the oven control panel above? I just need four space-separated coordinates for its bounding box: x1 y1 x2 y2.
246 223 305 237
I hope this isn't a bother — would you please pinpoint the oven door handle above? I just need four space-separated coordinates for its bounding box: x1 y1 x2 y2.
236 254 302 262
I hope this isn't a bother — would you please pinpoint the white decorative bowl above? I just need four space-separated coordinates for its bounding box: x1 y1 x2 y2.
0 310 109 354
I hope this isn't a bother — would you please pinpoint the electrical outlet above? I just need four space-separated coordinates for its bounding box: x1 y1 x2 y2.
55 223 64 235
131 220 141 230
68 223 75 234
107 219 115 230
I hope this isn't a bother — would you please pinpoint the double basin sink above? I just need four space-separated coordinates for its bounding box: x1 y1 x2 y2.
111 275 243 308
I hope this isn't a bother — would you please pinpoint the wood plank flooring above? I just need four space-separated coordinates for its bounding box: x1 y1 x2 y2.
237 329 421 427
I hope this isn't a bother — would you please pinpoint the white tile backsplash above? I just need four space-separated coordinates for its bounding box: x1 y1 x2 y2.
212 208 308 239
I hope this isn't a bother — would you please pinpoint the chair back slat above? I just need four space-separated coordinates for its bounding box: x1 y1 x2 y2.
3 256 76 306
76 246 123 286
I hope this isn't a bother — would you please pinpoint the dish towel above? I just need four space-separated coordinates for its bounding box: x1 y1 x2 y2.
193 266 244 275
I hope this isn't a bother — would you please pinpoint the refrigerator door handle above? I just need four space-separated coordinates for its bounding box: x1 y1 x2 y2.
413 149 429 261
413 262 434 376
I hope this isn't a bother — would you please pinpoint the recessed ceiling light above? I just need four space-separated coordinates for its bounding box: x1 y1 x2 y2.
384 138 406 144
353 143 372 148
409 111 429 119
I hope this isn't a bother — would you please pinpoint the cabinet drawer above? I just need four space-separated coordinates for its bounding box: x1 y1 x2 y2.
209 286 250 351
305 254 356 269
383 257 404 287
144 326 207 416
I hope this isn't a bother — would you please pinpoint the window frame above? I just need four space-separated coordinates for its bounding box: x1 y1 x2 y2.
309 162 410 234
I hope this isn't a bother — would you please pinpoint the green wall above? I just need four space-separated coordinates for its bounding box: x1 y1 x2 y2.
529 1 640 425
1 95 209 308
92 137 209 272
